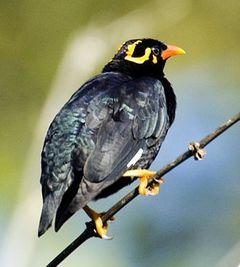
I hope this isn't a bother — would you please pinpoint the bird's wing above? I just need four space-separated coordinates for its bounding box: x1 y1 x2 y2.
38 72 129 236
82 76 169 194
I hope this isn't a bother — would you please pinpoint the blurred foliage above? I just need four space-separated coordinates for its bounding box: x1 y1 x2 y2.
0 0 146 201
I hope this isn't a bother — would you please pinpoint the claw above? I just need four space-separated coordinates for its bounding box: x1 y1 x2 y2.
94 217 112 240
154 176 164 184
83 206 113 240
101 234 113 240
108 216 115 223
123 169 162 196
188 142 206 160
146 184 160 196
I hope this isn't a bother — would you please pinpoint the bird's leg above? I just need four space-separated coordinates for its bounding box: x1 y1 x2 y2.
83 206 112 240
123 169 164 196
188 142 206 160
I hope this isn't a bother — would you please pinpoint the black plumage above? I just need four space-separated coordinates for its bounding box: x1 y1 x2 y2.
38 38 184 237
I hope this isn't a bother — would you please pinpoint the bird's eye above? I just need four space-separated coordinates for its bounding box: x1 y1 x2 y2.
152 47 160 55
152 47 160 56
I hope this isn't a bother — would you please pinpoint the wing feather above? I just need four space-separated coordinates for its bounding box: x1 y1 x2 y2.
75 77 169 201
38 72 129 236
39 73 171 235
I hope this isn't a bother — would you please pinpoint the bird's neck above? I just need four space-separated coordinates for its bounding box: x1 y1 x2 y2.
102 59 165 79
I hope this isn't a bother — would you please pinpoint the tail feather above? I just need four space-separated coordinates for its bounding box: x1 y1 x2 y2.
38 194 56 237
54 170 83 232
55 209 74 232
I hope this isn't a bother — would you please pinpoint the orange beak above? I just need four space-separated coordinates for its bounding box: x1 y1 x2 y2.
161 45 185 60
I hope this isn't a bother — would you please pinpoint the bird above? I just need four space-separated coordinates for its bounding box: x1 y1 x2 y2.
38 38 185 239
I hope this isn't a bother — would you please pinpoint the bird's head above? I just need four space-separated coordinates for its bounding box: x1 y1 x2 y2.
103 38 185 78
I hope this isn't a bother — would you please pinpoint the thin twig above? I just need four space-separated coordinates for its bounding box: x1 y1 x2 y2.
47 112 240 267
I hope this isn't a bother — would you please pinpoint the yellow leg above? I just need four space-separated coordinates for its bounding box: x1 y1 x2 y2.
83 206 112 240
123 169 163 196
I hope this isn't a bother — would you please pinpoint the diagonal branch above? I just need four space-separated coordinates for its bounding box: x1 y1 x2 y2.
47 112 240 267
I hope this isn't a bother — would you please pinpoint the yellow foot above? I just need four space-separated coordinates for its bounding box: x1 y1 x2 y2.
123 169 163 196
83 206 112 240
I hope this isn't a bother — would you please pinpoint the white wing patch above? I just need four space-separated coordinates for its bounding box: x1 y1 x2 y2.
127 148 143 168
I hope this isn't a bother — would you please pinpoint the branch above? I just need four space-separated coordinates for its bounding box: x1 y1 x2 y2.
47 112 240 267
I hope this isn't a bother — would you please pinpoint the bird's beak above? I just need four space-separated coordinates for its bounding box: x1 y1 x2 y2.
161 45 185 60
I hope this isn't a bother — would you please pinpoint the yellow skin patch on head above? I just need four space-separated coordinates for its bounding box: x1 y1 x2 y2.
125 40 142 56
152 54 157 64
124 40 158 64
125 47 151 64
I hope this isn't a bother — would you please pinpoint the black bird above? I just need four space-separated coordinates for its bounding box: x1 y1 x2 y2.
38 38 185 238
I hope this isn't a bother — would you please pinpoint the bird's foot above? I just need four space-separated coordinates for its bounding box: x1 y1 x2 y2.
188 142 206 160
123 169 163 196
83 206 113 240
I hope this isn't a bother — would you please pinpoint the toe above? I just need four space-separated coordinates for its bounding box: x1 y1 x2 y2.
148 184 160 196
123 169 156 178
94 216 113 240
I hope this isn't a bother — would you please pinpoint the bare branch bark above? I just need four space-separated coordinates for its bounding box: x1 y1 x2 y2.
47 112 240 267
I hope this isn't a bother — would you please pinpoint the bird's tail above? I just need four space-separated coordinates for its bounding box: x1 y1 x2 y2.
38 194 56 237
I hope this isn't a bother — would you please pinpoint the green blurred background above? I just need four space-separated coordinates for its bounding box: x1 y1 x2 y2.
0 0 240 266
